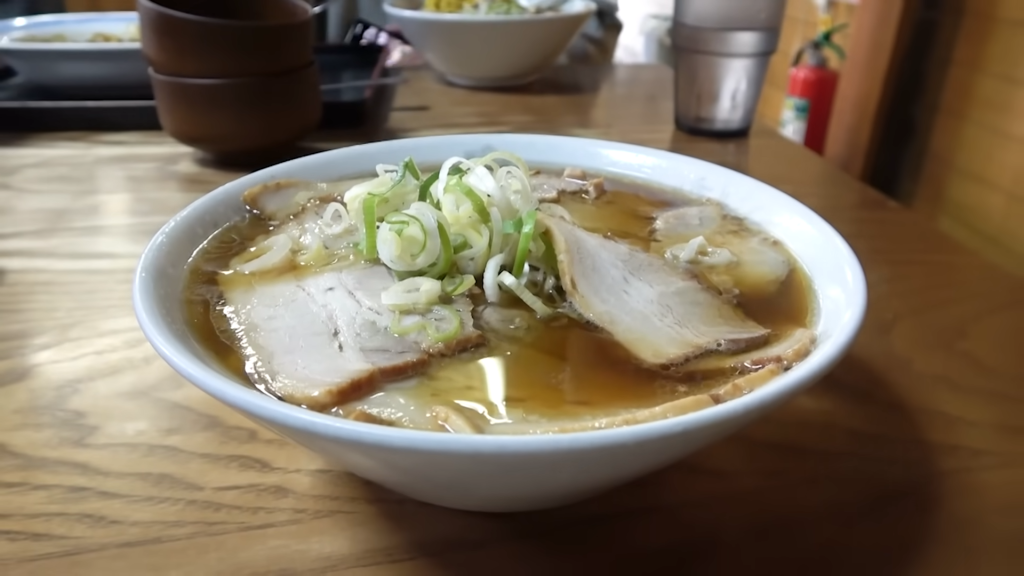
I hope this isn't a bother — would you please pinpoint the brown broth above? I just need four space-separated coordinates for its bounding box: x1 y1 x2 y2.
184 217 271 391
183 176 814 424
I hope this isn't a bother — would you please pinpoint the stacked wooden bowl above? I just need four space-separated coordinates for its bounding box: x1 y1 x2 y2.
138 0 322 165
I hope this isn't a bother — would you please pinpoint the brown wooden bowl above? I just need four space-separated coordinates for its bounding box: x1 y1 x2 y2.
149 63 322 165
137 0 314 79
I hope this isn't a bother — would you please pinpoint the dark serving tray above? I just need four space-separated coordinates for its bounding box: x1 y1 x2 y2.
0 44 397 132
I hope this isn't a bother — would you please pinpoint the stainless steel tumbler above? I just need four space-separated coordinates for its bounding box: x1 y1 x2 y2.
672 0 787 137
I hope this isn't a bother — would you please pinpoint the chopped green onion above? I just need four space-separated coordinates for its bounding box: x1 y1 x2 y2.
442 273 476 296
418 171 440 203
362 195 380 258
487 206 504 261
407 214 428 258
451 233 469 254
383 212 411 235
497 271 553 317
405 157 422 181
503 217 522 235
419 165 467 203
390 313 426 336
381 156 421 198
479 151 529 177
425 305 461 343
454 180 491 226
441 275 461 295
512 210 536 277
384 212 427 258
381 277 443 309
424 224 454 279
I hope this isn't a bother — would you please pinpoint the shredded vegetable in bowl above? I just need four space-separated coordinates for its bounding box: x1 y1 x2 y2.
365 152 558 316
422 0 558 16
234 152 566 343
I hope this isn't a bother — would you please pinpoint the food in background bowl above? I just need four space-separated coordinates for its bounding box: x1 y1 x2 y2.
383 0 596 88
423 0 552 15
0 12 149 96
187 153 817 434
12 23 140 43
134 134 866 511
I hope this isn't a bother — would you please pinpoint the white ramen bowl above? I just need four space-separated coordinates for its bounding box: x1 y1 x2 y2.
383 0 596 88
134 134 867 513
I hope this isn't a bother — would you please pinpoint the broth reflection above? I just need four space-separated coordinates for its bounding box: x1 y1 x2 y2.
479 356 509 423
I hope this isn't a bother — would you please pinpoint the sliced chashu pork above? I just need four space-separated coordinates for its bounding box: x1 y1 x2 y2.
539 213 769 367
530 168 606 202
487 395 717 435
236 180 366 272
339 382 491 432
219 264 484 410
651 202 724 239
708 364 784 403
243 178 366 222
677 328 816 379
652 203 793 297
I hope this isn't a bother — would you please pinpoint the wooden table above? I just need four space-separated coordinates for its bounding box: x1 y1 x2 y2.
1 66 1022 575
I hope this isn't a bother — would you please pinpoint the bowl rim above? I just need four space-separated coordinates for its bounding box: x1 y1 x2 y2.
382 0 598 22
0 12 141 51
133 133 867 454
136 0 313 28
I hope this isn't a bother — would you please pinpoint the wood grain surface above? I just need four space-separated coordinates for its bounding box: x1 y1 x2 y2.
1 66 1022 575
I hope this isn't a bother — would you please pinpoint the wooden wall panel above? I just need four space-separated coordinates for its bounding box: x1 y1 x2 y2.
932 164 1007 240
950 16 1024 82
927 109 1024 196
963 0 1024 22
937 65 1024 142
822 0 912 179
911 4 1024 274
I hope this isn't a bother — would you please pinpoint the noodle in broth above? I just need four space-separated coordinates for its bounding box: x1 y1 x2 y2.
184 173 812 432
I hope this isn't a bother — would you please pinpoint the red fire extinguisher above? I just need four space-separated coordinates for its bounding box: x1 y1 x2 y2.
779 24 847 155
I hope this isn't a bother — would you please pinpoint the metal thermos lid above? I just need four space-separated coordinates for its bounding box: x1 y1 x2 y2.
671 25 781 56
673 0 787 29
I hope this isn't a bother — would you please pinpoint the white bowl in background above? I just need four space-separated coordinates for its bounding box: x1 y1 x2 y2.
133 134 867 513
383 0 596 88
0 12 149 96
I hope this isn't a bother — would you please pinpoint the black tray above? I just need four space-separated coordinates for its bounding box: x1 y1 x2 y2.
0 44 397 132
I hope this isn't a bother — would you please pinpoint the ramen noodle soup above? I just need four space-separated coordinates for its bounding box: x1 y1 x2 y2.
184 153 816 434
